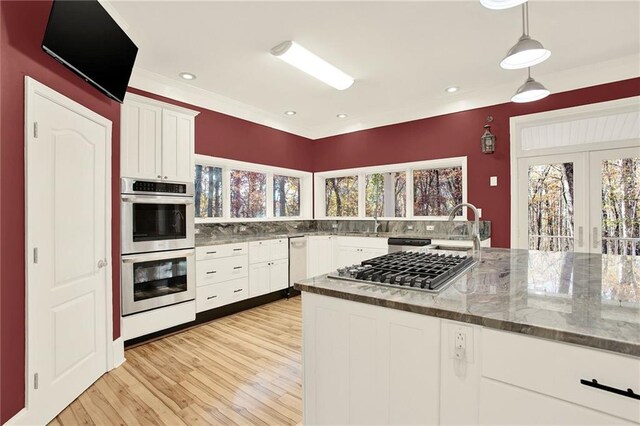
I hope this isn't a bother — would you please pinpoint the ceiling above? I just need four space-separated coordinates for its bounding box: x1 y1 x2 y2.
106 1 640 139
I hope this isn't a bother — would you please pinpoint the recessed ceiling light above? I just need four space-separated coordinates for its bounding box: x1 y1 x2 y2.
337 113 348 119
480 0 527 10
179 72 196 80
445 86 459 93
284 110 296 116
271 41 354 90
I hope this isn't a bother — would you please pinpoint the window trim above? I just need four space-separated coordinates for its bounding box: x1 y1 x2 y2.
314 157 467 220
195 155 313 223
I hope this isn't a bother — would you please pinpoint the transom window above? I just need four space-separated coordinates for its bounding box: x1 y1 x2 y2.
315 157 467 219
195 155 312 222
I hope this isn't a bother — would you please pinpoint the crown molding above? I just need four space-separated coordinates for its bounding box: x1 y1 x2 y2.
129 55 639 141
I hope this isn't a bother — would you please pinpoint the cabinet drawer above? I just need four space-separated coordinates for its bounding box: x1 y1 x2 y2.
196 242 248 261
270 238 289 261
196 278 248 313
196 256 248 286
482 329 640 423
249 240 271 264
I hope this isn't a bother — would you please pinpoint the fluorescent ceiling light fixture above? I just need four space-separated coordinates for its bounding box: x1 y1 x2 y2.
445 86 459 93
179 72 196 80
336 113 348 118
480 0 527 10
512 69 550 103
284 110 296 116
500 3 550 69
271 41 354 90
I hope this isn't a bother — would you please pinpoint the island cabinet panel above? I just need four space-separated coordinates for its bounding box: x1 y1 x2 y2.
479 378 634 425
302 292 440 425
482 329 640 424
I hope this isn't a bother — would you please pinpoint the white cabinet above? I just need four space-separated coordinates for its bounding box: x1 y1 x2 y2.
249 238 289 297
334 236 388 269
303 292 441 425
308 236 335 277
121 93 198 182
195 242 249 313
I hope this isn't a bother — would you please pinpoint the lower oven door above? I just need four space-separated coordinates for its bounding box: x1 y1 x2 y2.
121 248 195 316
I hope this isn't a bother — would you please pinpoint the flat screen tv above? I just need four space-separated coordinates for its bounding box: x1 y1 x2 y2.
42 0 138 103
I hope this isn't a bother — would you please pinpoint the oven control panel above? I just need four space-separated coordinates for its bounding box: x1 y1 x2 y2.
132 180 187 194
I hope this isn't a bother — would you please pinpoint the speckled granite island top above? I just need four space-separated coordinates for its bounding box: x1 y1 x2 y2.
294 248 640 357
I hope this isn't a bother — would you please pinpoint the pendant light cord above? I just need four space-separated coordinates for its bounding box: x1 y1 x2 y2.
522 2 529 36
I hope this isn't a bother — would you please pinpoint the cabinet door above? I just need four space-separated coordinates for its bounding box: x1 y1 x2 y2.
121 100 162 179
161 109 194 182
308 236 334 277
249 240 271 264
249 262 271 297
269 238 289 261
269 258 289 291
363 247 387 262
336 246 361 269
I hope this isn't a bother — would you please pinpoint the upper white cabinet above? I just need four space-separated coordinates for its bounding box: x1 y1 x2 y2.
121 93 198 182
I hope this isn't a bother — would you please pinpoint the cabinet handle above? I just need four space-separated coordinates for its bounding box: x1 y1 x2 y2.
164 176 168 179
206 295 218 300
580 379 640 400
233 266 243 270
233 288 243 293
233 248 243 252
157 175 161 179
577 226 584 247
206 251 217 254
592 227 600 249
206 271 216 274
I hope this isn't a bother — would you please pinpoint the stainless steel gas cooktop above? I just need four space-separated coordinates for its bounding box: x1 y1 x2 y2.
327 251 475 293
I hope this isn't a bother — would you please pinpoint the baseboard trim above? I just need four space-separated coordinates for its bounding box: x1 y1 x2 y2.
124 289 299 348
111 337 125 369
5 408 27 425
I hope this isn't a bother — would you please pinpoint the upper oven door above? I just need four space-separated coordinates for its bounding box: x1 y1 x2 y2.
121 194 195 254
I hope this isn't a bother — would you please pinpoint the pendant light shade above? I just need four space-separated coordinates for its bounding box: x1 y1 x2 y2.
511 70 550 103
480 0 527 10
500 34 551 69
500 3 550 70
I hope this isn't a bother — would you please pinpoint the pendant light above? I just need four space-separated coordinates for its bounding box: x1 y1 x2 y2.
480 0 527 10
500 3 551 69
511 68 550 103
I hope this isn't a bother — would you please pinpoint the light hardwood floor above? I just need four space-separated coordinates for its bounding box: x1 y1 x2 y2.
50 297 303 426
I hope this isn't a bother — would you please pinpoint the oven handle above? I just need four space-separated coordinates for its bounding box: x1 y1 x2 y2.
121 195 194 205
122 249 195 263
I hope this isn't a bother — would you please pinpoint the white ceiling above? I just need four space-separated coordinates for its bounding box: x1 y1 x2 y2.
106 1 640 139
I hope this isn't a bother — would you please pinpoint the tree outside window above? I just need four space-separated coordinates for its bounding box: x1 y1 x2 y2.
274 175 301 217
230 170 266 218
325 176 358 217
194 165 223 218
413 167 463 216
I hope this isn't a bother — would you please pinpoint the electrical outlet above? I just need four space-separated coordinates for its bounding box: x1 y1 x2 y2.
490 176 498 186
332 223 338 229
407 225 414 230
239 226 247 232
455 330 466 360
426 225 435 231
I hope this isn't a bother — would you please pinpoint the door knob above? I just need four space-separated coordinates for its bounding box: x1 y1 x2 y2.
97 259 108 268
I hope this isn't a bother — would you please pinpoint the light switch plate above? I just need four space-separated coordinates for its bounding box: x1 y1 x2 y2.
426 225 435 231
477 208 482 218
490 176 498 186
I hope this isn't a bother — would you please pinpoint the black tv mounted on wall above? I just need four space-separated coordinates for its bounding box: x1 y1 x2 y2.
42 0 138 103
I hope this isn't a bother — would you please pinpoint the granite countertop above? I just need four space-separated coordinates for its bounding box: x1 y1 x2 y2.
195 231 488 246
294 248 640 357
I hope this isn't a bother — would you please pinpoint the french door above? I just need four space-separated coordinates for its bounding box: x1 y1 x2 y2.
517 147 640 254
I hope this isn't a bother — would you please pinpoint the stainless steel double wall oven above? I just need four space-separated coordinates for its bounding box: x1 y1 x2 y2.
120 178 195 316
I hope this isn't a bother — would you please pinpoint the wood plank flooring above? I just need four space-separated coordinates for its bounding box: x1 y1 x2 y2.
49 297 303 426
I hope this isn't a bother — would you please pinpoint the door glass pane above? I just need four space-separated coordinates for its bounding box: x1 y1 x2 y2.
132 203 187 242
325 176 358 217
365 172 406 217
133 257 187 301
194 165 223 218
273 175 301 217
601 157 640 255
528 163 574 251
230 170 267 218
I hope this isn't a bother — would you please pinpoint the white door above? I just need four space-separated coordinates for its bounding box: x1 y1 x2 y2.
588 147 640 255
25 78 111 424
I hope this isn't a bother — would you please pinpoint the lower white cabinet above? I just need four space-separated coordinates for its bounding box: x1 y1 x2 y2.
196 243 249 313
334 236 388 269
307 236 335 277
303 292 441 425
249 258 288 297
196 278 249 313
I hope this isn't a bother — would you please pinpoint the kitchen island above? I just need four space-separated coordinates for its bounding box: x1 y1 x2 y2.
294 248 640 425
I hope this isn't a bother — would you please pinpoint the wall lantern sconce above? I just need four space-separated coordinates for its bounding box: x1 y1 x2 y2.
481 122 496 154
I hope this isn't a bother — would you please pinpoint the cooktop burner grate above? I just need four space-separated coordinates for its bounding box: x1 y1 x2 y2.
328 251 475 292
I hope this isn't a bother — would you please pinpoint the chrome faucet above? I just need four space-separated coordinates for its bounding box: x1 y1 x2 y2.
447 203 481 260
373 215 381 233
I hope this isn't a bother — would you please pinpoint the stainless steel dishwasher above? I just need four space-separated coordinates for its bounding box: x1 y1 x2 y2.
289 236 308 288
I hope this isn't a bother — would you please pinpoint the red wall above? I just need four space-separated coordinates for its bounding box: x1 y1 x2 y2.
312 77 640 248
127 88 315 172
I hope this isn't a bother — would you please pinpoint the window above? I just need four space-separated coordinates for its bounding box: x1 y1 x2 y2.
194 165 223 218
413 166 463 216
365 172 406 217
273 175 301 217
230 170 266 218
194 155 312 222
315 157 467 219
325 176 358 217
